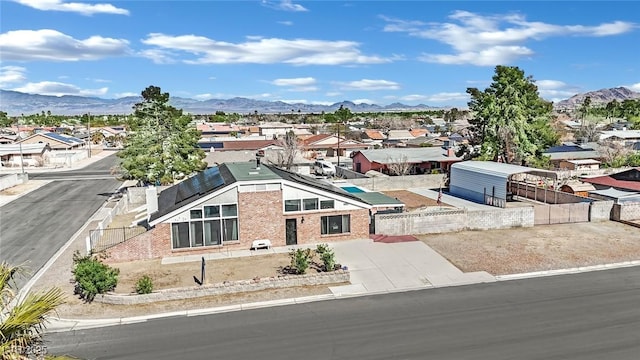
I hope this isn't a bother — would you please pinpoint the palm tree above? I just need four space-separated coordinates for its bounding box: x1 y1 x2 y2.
0 262 66 359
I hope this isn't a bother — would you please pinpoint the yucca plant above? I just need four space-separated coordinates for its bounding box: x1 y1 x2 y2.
0 262 66 359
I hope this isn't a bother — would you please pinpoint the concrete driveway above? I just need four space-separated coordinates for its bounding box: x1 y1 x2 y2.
329 239 495 295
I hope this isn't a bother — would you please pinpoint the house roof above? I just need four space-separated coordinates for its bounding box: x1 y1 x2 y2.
355 147 461 164
349 192 404 207
581 168 640 191
409 129 429 138
589 187 640 199
386 130 414 140
364 129 386 140
0 143 51 156
451 161 556 179
544 144 593 153
21 132 85 145
301 134 333 146
544 150 602 161
149 162 372 224
563 159 601 165
222 139 280 151
560 182 596 192
600 130 640 140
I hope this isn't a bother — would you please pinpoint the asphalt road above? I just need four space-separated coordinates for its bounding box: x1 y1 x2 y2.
0 154 121 288
47 266 640 360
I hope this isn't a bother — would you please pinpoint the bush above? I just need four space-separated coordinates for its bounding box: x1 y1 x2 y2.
135 275 154 294
289 248 312 274
316 243 336 272
72 251 119 302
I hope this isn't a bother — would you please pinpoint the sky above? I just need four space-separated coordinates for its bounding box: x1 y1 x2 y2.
1 0 639 108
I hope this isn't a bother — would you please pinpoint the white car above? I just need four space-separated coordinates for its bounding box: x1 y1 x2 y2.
313 160 336 176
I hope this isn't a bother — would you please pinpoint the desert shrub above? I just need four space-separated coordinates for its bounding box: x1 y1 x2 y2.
72 251 119 302
135 275 154 294
315 243 336 272
289 248 312 274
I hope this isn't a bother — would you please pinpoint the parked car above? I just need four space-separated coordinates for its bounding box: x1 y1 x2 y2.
313 160 336 176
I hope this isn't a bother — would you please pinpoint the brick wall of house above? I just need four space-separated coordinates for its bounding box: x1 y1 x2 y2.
104 223 171 263
105 190 371 263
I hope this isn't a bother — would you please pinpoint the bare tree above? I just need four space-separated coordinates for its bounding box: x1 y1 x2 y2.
573 122 600 142
273 130 299 170
386 155 412 175
598 139 633 167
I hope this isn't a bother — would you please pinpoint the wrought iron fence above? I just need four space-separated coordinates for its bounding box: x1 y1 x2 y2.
89 226 146 253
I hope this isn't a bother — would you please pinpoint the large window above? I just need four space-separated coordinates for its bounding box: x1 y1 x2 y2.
285 197 334 212
172 203 239 249
321 215 350 235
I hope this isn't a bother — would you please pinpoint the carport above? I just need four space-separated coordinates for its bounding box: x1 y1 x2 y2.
450 161 559 208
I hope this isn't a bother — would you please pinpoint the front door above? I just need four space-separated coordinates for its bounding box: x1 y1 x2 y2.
285 219 297 245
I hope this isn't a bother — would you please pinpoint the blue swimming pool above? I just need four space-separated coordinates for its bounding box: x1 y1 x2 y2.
341 186 365 193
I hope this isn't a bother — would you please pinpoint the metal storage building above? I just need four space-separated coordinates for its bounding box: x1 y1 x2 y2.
450 161 555 208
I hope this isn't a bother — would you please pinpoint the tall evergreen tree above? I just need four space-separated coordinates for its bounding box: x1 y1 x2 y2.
117 86 206 185
464 66 559 164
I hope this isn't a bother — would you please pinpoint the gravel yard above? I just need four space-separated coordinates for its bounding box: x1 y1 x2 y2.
418 221 640 275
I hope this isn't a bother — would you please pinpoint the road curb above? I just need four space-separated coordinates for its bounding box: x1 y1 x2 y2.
495 260 640 281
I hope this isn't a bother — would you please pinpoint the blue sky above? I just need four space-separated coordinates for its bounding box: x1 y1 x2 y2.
1 0 639 107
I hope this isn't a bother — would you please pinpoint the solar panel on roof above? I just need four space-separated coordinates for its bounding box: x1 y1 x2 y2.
174 167 225 204
43 132 74 144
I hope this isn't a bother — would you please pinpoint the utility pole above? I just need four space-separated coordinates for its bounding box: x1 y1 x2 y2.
87 112 92 158
17 119 25 174
337 123 341 167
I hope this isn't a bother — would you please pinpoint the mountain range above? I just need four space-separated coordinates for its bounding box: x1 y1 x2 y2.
0 90 439 116
553 87 640 109
1 87 639 116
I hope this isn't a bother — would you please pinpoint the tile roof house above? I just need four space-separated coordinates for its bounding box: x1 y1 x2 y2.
0 143 51 167
351 147 462 175
104 162 384 262
300 134 371 159
581 168 640 192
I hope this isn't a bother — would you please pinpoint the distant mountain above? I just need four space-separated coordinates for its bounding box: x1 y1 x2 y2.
554 87 640 109
0 90 438 116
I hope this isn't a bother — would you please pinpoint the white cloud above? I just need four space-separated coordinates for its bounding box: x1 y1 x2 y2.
627 82 640 92
352 99 375 105
193 93 217 100
11 81 108 96
208 76 216 80
535 79 581 101
14 0 129 15
325 91 342 97
278 21 294 26
400 92 469 103
0 29 130 61
310 100 334 106
86 77 111 83
383 11 636 66
140 33 392 65
113 92 138 98
338 79 400 91
271 77 316 86
280 99 308 104
262 0 308 12
138 49 177 64
0 66 27 86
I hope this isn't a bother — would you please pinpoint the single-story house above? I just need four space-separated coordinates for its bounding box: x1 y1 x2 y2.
105 162 388 262
542 143 603 167
18 132 85 150
300 134 371 159
0 134 18 145
0 143 51 167
351 147 462 175
599 130 640 146
581 168 640 192
559 182 596 197
558 159 601 171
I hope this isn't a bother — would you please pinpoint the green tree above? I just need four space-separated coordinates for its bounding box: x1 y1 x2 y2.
464 66 559 164
0 111 10 127
0 263 66 358
117 86 206 185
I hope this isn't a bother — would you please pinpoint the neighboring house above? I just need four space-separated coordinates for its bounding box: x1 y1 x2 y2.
0 143 51 167
599 130 640 147
561 119 582 130
300 134 371 159
0 134 17 145
558 159 601 171
105 162 382 262
543 143 603 167
581 168 640 191
100 126 127 138
259 122 295 138
204 139 284 166
384 130 415 147
351 147 461 175
197 123 243 137
18 132 85 150
588 187 640 204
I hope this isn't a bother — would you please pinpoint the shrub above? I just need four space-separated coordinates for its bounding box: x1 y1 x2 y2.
290 248 312 274
135 275 154 294
72 251 120 302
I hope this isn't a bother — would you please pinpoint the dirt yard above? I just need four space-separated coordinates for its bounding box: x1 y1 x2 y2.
113 253 292 293
382 190 448 211
418 221 640 275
